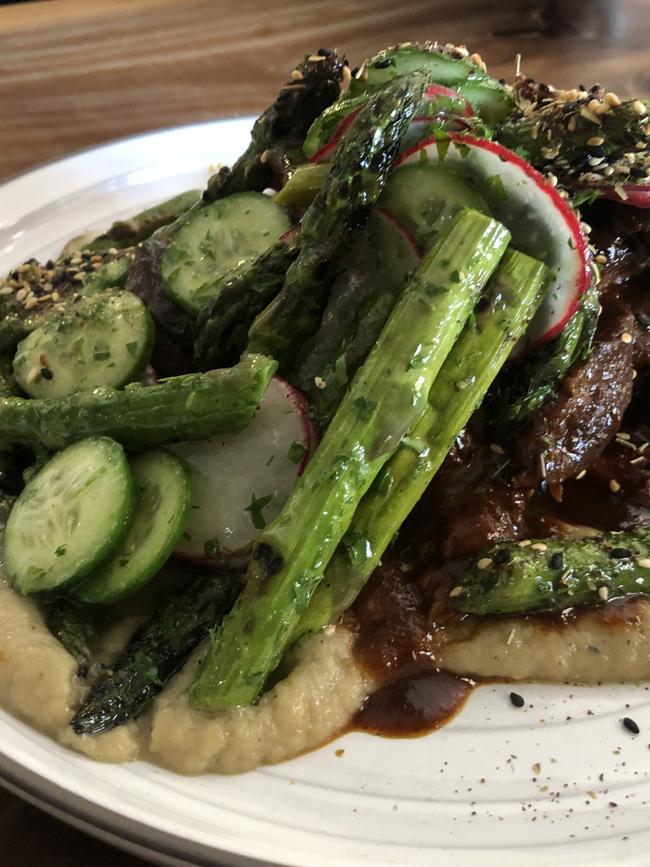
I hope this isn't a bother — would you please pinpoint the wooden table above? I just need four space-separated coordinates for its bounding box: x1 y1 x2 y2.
0 0 648 863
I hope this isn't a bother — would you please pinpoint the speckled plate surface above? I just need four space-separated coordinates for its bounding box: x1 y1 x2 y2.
1 120 650 867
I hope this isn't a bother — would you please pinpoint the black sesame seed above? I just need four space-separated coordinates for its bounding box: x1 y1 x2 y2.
494 548 510 565
550 552 564 570
510 692 525 708
373 57 394 69
623 717 640 734
316 48 333 56
538 479 549 494
630 166 647 179
587 146 605 157
45 259 54 269
40 367 53 380
610 547 633 559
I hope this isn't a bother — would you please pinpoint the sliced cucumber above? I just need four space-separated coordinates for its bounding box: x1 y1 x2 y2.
76 450 192 604
162 193 291 317
351 45 480 96
13 291 153 399
457 80 515 124
378 163 491 247
4 437 134 595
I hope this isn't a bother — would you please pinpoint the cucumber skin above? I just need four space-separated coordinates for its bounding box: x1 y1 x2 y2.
5 437 135 595
453 527 650 616
75 450 193 604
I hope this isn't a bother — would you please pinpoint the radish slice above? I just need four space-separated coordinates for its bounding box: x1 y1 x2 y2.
309 108 361 164
591 183 650 209
171 377 316 561
398 134 591 351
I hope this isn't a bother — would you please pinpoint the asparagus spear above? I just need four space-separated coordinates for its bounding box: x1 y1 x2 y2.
0 353 276 452
193 237 300 371
297 249 548 636
246 72 430 368
204 51 346 202
73 190 201 254
451 527 650 616
190 209 510 711
42 601 98 677
71 571 242 734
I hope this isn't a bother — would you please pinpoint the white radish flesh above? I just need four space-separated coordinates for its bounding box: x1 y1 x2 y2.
171 377 316 561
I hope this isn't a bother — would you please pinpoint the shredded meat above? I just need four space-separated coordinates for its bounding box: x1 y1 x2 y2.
513 309 635 485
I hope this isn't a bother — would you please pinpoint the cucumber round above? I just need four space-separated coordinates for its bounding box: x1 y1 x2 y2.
162 192 291 316
76 450 192 604
13 291 153 399
378 163 491 247
4 437 134 595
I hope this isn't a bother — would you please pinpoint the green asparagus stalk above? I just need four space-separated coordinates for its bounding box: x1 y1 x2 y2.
0 353 276 452
204 51 346 202
297 249 548 636
273 163 331 207
194 238 300 370
246 72 431 368
42 601 98 677
451 527 650 616
71 571 242 734
190 209 510 711
74 190 201 254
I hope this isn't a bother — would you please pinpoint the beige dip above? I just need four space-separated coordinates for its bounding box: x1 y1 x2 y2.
1 574 649 774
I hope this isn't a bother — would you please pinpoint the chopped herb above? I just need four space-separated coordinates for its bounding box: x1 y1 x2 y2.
54 545 66 557
245 493 274 530
287 442 307 465
203 537 220 559
353 396 377 421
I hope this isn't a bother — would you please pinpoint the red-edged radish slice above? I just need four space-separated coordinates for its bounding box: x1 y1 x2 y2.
171 376 316 562
594 183 650 209
374 206 423 259
398 134 591 351
309 108 362 164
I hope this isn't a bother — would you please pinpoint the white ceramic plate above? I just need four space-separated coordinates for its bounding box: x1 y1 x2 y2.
1 119 650 867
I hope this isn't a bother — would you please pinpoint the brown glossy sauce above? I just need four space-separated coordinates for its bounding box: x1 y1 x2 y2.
353 666 472 737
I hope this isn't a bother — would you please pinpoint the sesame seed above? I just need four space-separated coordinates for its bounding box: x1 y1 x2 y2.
587 136 605 146
314 376 326 390
623 717 640 734
588 156 606 167
290 69 304 80
633 100 647 117
490 443 505 455
477 557 493 570
24 296 39 310
598 585 610 601
518 539 532 547
621 332 633 344
538 453 547 479
630 455 647 465
636 558 650 569
531 542 548 551
0 286 13 295
510 692 525 708
609 479 621 493
605 92 622 107
15 288 27 302
595 253 608 264
448 585 464 598
576 469 587 479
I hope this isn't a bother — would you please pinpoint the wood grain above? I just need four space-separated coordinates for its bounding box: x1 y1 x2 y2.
0 0 649 181
0 0 648 864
